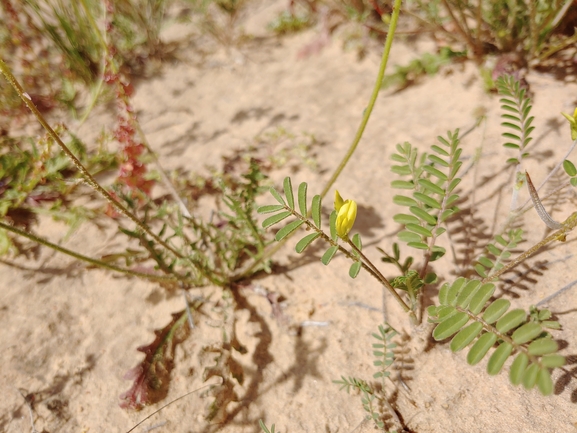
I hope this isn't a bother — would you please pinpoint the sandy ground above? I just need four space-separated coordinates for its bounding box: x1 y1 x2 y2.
2 1 577 432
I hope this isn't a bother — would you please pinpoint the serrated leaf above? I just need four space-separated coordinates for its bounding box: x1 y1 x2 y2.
406 223 433 238
468 283 495 314
257 204 286 214
450 322 483 352
413 192 441 209
349 261 361 278
537 368 553 396
393 195 419 207
391 180 415 190
496 309 526 333
522 363 539 389
297 182 307 215
283 177 294 209
510 353 529 385
262 211 292 229
512 322 543 344
467 332 497 365
487 342 513 375
295 232 321 253
527 338 558 356
540 354 565 368
321 245 338 265
275 219 304 241
409 206 437 224
311 195 321 228
433 312 469 340
269 187 286 205
482 299 510 324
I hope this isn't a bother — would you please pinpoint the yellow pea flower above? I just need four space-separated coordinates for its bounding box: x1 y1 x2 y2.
334 190 357 238
561 107 577 140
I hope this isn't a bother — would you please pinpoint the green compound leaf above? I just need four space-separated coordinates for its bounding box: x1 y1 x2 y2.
527 338 558 356
540 354 565 368
321 245 339 265
430 245 446 261
298 182 307 215
409 206 437 224
456 279 481 309
450 322 483 352
295 232 321 253
487 342 513 375
275 219 304 241
311 195 322 228
329 211 337 241
391 180 415 190
394 214 420 225
537 368 554 396
349 261 361 278
421 166 448 181
468 283 495 314
522 363 539 389
564 159 577 176
510 353 529 385
393 195 419 207
467 332 497 365
418 178 445 196
257 204 285 214
269 187 285 205
352 233 362 250
398 230 421 243
433 311 469 340
262 211 292 229
406 223 433 238
482 299 511 324
283 177 294 209
407 241 429 250
496 309 526 333
511 322 543 344
413 192 441 209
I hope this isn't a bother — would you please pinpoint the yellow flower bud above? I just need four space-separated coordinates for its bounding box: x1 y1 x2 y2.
334 190 357 238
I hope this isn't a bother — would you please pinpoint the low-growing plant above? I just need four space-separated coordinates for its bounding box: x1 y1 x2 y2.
3 0 577 431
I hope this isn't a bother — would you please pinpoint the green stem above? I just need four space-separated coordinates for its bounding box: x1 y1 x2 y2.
319 0 402 200
483 212 577 283
0 221 192 284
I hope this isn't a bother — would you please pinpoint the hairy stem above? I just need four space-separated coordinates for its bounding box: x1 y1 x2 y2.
0 221 192 284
